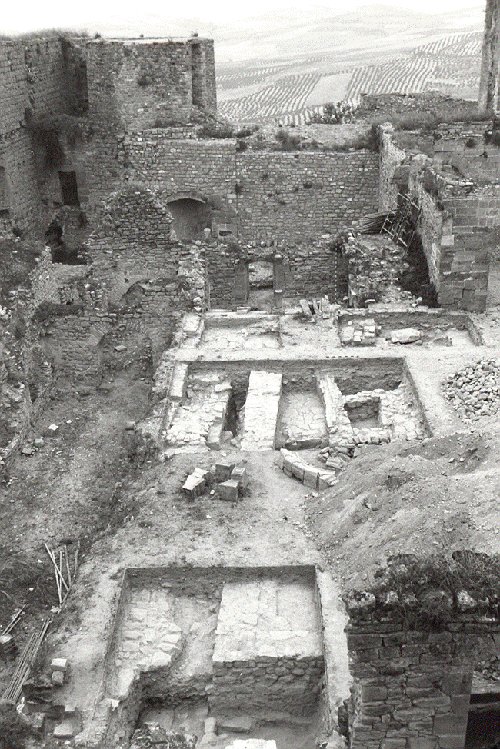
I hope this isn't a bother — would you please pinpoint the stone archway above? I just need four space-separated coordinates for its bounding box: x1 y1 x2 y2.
167 196 212 241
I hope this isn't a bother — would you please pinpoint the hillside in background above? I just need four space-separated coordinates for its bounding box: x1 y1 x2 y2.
210 4 485 125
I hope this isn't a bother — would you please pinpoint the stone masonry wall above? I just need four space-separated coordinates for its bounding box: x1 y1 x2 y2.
210 655 324 715
0 36 87 234
87 38 216 131
235 150 379 242
124 133 379 243
478 0 500 114
346 599 499 749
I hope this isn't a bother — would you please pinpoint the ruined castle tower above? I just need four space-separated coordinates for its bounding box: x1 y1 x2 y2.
478 0 500 113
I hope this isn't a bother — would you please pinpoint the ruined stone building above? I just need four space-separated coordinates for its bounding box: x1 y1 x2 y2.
0 11 499 749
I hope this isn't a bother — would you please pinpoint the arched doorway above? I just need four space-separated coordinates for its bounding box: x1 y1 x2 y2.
167 197 212 241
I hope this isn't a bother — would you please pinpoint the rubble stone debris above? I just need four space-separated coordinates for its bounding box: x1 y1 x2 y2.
443 359 500 420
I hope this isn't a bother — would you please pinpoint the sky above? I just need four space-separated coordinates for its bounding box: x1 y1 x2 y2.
1 0 485 35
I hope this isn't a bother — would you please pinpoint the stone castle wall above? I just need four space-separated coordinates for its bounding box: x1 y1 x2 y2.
346 597 499 749
124 132 380 243
0 36 86 234
478 0 500 114
86 38 216 130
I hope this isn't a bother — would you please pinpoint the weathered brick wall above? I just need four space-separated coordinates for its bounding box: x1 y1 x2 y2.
346 598 499 749
86 38 216 131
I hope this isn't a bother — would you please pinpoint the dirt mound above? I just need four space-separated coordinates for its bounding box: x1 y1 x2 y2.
305 430 500 591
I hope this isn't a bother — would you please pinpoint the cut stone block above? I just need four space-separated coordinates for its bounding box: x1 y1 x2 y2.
215 462 236 482
51 671 65 686
182 469 209 499
51 657 68 673
225 739 277 748
231 465 248 491
390 327 421 344
217 716 254 733
241 371 282 451
217 480 239 502
53 720 74 739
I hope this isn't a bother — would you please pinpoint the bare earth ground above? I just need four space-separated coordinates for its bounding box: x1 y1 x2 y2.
0 306 498 737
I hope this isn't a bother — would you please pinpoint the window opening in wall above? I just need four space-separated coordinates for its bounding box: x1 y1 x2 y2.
58 171 80 207
0 166 9 217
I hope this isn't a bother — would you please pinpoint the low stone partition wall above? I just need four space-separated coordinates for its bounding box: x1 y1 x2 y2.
317 372 355 452
277 448 337 490
345 590 499 749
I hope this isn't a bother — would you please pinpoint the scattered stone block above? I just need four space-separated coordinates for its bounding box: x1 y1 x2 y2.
51 657 68 673
53 720 75 739
218 716 254 733
217 480 239 502
390 327 421 344
182 469 209 499
215 462 236 482
231 465 248 492
114 344 127 352
51 671 65 686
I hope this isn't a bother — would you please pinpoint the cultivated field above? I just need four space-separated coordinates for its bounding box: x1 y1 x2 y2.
217 31 483 125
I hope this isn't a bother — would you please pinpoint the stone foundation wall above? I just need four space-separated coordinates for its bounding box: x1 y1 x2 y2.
346 598 499 749
210 655 324 715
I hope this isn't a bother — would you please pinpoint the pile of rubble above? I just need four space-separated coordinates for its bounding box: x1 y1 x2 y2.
443 359 500 420
130 725 196 749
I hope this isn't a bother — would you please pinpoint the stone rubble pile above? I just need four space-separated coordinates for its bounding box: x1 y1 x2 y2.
443 359 500 419
130 725 196 749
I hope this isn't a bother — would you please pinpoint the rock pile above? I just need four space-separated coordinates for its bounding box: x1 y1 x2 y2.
443 359 500 419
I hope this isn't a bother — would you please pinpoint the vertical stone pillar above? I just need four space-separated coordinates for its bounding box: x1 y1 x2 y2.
478 0 500 114
273 253 285 310
233 259 249 306
345 592 498 749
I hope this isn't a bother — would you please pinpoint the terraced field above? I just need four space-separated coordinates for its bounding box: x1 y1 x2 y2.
216 32 483 125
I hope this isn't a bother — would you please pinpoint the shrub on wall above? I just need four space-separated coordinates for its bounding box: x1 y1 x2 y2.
197 122 234 139
275 128 302 151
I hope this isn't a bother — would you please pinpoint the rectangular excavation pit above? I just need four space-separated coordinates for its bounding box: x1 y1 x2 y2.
101 566 327 749
275 376 329 450
202 313 282 351
344 394 381 429
181 358 430 449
